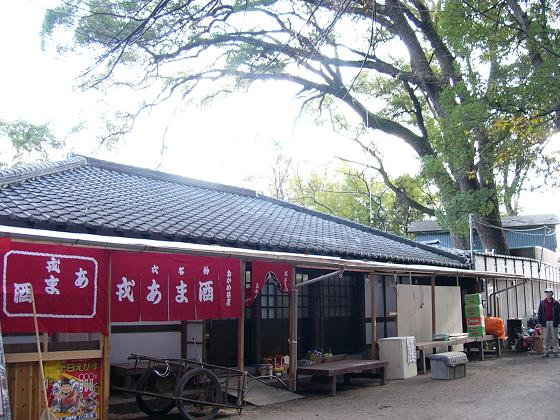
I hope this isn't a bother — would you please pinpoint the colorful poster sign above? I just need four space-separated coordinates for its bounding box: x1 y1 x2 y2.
44 358 101 419
0 239 109 334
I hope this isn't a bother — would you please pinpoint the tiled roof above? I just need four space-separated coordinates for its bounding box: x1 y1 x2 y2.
409 214 560 233
0 156 468 267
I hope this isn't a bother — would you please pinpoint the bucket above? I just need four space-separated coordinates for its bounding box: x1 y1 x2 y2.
258 363 273 376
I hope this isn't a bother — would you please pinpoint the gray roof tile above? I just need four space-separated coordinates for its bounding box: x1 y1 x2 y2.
0 156 468 267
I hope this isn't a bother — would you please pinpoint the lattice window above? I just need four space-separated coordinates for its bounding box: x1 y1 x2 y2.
261 280 289 319
321 276 353 318
296 273 310 318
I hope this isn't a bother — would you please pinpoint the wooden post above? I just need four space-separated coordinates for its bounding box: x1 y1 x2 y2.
493 278 498 317
102 254 112 419
382 276 388 338
102 335 110 418
181 322 189 359
431 274 436 337
370 272 377 360
237 261 246 372
253 288 262 366
288 267 298 392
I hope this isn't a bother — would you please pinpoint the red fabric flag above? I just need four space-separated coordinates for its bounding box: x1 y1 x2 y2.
246 260 293 306
110 251 141 322
169 256 196 321
1 240 109 334
139 254 169 321
191 257 221 320
218 258 242 319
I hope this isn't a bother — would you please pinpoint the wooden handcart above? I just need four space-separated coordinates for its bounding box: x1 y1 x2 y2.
111 353 287 420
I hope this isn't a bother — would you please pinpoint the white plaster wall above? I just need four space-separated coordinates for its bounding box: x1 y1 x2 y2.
109 321 203 364
395 285 463 341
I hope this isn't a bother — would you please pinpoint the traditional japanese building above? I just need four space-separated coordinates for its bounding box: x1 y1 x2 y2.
0 155 547 418
0 155 471 357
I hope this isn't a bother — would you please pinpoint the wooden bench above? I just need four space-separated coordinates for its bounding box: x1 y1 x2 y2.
416 335 502 374
296 359 387 396
463 335 502 361
111 361 151 393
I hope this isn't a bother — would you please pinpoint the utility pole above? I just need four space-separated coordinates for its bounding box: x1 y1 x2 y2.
469 214 475 268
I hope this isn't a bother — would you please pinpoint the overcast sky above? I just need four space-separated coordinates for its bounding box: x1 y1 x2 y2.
0 0 558 220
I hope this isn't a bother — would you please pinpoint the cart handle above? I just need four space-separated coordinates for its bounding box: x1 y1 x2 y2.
153 361 171 377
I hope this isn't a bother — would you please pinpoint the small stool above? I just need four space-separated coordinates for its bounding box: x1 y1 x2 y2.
429 351 468 380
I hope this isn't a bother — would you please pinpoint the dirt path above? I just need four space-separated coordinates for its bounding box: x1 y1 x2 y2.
111 353 560 420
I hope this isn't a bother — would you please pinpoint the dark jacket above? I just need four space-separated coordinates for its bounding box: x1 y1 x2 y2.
538 298 560 328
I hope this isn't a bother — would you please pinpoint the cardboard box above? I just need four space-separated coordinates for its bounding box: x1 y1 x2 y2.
464 293 482 305
468 325 486 337
466 316 485 326
464 304 484 317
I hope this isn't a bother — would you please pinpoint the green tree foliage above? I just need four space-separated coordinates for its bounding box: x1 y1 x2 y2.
288 168 429 237
0 120 62 167
42 0 560 253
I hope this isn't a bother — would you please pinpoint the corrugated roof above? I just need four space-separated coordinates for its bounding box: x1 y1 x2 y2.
0 156 468 267
409 214 560 233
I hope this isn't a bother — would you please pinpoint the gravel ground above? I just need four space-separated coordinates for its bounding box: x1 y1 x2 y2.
111 352 560 420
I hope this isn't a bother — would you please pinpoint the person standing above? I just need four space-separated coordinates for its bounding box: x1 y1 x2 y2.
538 288 560 357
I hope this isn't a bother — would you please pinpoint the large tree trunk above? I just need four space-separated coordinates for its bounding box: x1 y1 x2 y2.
474 217 509 255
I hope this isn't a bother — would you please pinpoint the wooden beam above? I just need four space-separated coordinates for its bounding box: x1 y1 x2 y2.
370 272 377 360
180 322 188 359
431 274 436 337
102 336 110 419
6 349 103 363
111 324 182 334
382 276 388 338
253 287 262 366
237 261 246 372
288 267 298 392
494 278 498 317
237 261 247 401
102 254 112 420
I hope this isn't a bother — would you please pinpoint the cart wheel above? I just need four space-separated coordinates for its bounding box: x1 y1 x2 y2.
136 365 177 417
175 368 222 420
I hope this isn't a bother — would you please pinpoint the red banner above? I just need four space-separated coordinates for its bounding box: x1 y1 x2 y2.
246 260 292 306
140 255 169 321
110 252 242 322
0 239 109 334
110 251 141 322
218 258 242 319
169 257 196 321
0 239 243 331
191 257 220 320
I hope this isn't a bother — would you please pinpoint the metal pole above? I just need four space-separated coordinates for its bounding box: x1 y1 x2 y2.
469 214 475 268
295 269 345 289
